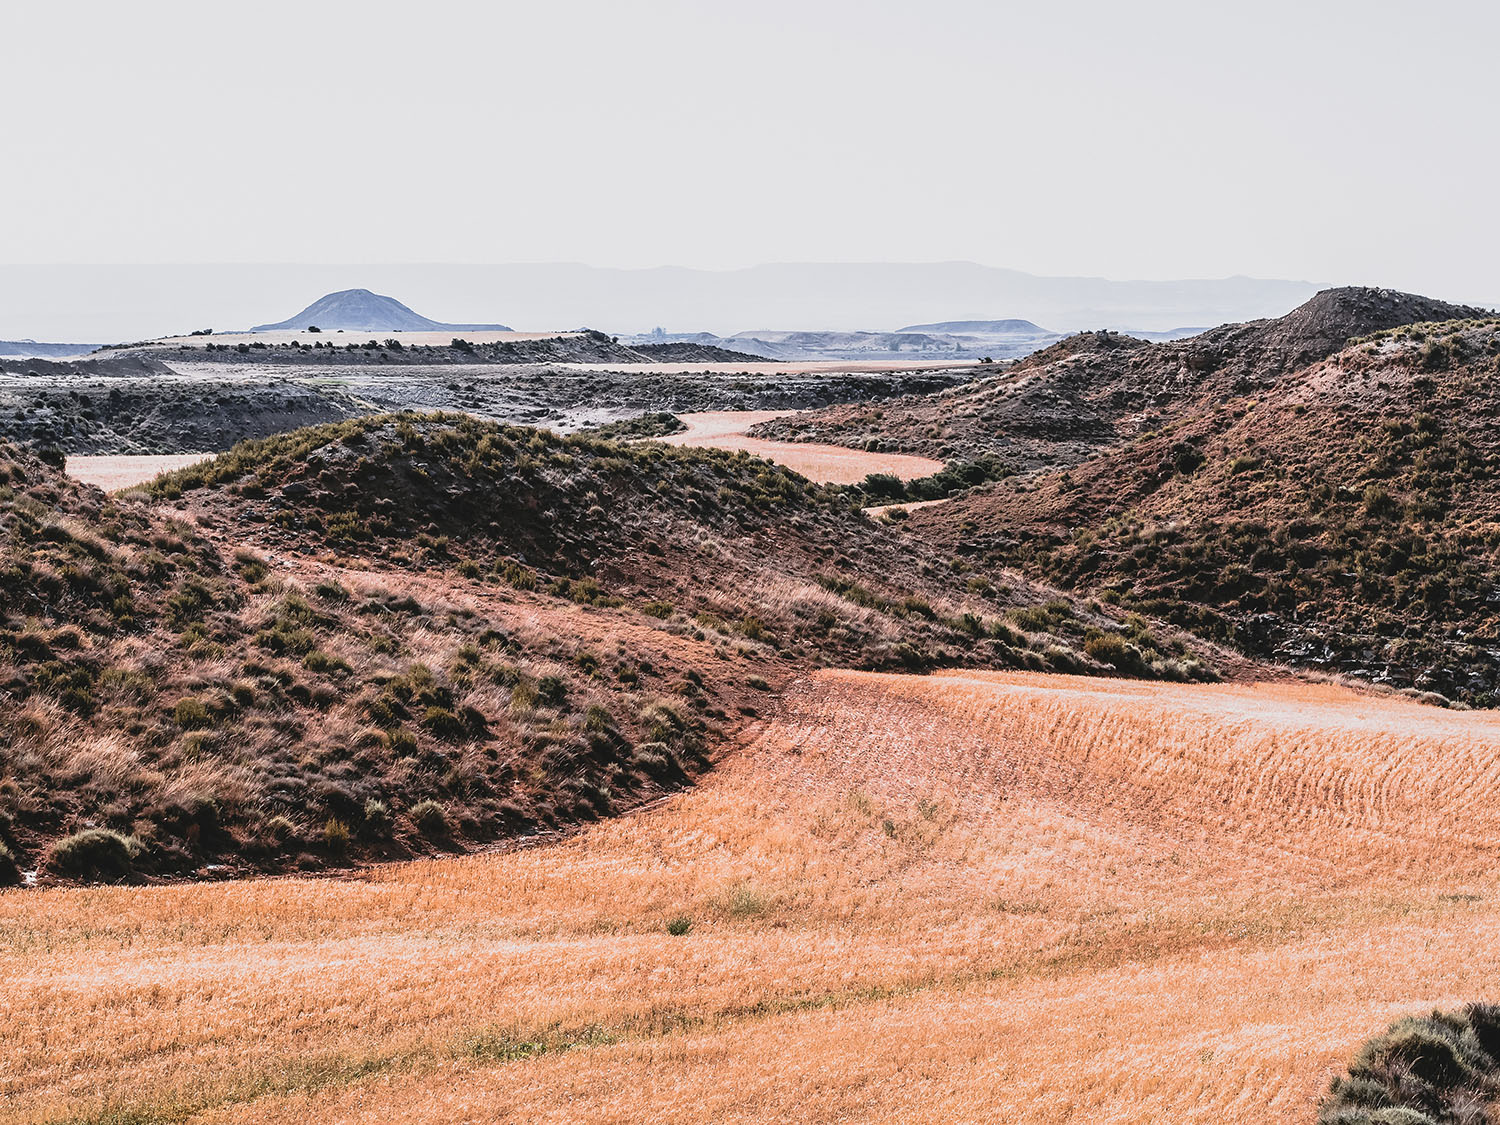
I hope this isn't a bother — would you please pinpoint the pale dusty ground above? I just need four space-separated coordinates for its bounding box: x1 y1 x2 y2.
149 330 581 348
666 410 945 484
65 453 211 491
556 360 982 375
5 670 1500 1124
61 411 948 492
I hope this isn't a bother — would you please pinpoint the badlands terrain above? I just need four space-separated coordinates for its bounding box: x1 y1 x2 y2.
4 285 1500 1123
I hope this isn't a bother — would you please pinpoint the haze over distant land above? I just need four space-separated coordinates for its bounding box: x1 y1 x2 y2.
0 263 1320 343
252 289 511 333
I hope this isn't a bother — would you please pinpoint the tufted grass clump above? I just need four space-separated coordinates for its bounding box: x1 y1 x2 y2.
1319 1004 1500 1124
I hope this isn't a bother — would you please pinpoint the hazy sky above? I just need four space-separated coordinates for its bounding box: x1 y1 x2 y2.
4 0 1496 303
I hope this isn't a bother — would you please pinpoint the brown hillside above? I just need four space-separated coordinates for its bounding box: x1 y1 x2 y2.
1 415 1218 885
911 315 1500 703
752 288 1491 473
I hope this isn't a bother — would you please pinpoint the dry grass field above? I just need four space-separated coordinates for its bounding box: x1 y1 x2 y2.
6 669 1500 1123
666 410 945 484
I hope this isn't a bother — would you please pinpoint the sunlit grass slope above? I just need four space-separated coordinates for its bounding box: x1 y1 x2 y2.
7 670 1500 1123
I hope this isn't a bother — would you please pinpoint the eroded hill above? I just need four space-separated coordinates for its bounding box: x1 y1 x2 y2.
911 314 1500 703
754 288 1491 472
0 415 1215 884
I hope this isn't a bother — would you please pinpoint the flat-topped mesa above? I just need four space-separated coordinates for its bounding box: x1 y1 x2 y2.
252 288 512 332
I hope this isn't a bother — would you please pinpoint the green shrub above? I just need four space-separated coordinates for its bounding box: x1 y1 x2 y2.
420 705 466 740
173 697 213 730
666 915 692 936
1363 485 1397 517
499 561 537 590
640 702 686 743
410 800 449 838
860 472 906 499
323 817 351 856
537 675 569 708
362 799 392 839
1083 632 1146 675
386 727 419 756
1320 1006 1500 1125
232 550 268 584
302 649 350 675
723 882 768 918
45 829 137 882
630 741 678 776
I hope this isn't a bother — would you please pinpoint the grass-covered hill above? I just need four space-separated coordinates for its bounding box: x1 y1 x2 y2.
753 288 1491 476
0 435 751 887
912 315 1500 704
1 415 1215 885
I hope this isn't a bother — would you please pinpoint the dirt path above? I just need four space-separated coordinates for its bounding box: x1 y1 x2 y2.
665 410 945 484
8 669 1500 1123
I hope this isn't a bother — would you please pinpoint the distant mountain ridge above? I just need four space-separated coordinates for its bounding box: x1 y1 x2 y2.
897 318 1051 335
252 288 511 332
624 327 1056 362
0 263 1336 342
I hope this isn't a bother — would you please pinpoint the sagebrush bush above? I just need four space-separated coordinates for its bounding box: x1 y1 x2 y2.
410 800 449 838
1320 1005 1500 1125
45 829 136 883
361 799 392 839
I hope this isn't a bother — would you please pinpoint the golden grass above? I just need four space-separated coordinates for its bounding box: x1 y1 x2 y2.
7 670 1500 1123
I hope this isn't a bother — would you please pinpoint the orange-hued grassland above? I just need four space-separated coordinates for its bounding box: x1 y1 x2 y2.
7 670 1500 1124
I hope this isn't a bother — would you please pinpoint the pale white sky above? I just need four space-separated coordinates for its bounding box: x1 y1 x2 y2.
3 0 1496 304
